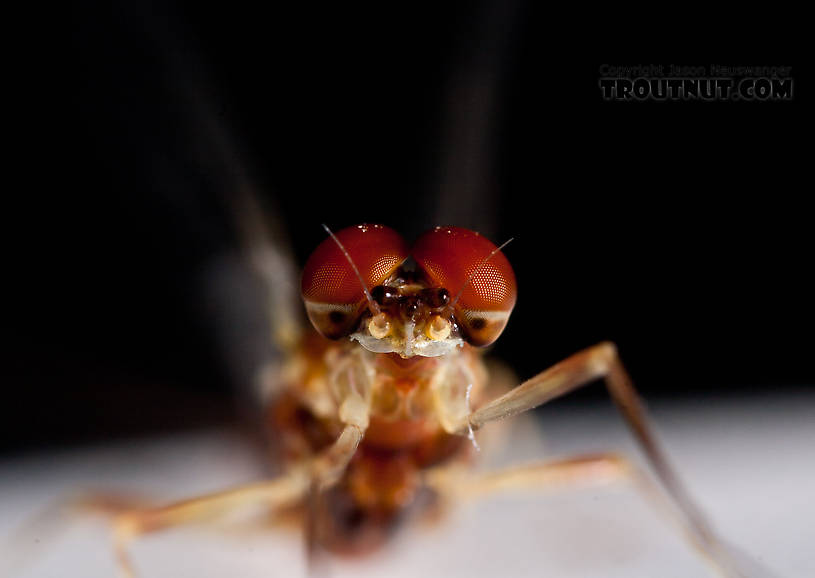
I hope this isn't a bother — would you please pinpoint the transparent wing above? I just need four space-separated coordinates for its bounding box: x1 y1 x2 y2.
127 5 304 410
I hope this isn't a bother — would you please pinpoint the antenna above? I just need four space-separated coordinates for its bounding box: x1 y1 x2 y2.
449 237 514 310
322 224 382 315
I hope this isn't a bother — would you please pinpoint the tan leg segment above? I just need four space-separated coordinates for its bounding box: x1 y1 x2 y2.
426 453 632 499
426 453 737 577
449 342 741 577
113 424 364 578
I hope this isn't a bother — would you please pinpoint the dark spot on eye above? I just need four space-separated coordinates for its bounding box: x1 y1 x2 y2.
329 310 346 325
469 317 486 330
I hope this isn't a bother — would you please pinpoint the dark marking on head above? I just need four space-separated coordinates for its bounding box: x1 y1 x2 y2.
436 288 450 307
404 297 420 317
421 287 450 309
371 285 397 306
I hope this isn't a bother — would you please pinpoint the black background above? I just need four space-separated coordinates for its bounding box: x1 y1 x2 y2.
7 2 809 452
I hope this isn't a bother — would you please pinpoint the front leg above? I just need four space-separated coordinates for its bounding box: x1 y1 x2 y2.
444 342 741 577
113 385 369 578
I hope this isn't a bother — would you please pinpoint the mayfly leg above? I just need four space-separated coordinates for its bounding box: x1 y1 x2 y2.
426 453 749 578
112 422 366 578
436 342 749 577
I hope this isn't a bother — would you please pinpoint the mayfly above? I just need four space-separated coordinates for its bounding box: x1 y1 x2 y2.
41 7 764 576
108 222 749 578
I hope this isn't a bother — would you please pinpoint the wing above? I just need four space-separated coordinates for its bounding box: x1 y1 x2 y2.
120 4 305 409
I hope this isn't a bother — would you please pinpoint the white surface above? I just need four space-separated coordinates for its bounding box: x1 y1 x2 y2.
1 392 812 578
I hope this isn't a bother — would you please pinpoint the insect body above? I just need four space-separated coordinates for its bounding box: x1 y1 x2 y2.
112 224 745 577
274 224 515 552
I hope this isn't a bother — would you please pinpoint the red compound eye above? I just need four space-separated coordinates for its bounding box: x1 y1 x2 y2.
412 226 516 347
302 224 408 339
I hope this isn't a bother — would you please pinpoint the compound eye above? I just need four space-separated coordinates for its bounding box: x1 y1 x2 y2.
412 226 516 347
302 224 408 339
